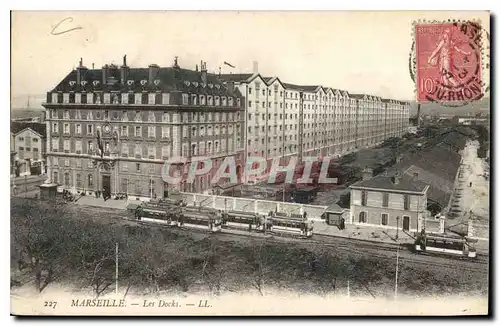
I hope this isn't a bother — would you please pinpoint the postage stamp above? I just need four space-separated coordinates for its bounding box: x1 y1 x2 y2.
414 21 484 103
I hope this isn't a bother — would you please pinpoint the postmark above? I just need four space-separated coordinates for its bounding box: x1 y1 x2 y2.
410 20 489 106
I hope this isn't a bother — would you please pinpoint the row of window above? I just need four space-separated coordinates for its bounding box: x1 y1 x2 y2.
16 136 39 143
358 212 410 227
360 191 412 210
51 122 240 139
50 92 242 108
248 88 410 106
51 109 242 123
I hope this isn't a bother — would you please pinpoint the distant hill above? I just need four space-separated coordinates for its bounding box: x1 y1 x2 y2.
11 107 45 120
410 97 490 116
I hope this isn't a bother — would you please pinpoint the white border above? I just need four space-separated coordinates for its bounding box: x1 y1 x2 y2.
3 1 497 324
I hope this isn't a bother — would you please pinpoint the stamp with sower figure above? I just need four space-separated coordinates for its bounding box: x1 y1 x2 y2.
414 20 485 104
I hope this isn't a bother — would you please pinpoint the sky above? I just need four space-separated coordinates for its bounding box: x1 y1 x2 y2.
11 11 490 108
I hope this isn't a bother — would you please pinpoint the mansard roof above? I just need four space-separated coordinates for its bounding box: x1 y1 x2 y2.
51 66 243 98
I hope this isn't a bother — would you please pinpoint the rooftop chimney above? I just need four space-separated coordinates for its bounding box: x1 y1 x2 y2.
76 57 87 85
362 167 373 181
200 61 208 85
253 61 259 74
102 64 109 85
226 81 235 93
149 64 160 84
413 172 419 181
120 55 129 84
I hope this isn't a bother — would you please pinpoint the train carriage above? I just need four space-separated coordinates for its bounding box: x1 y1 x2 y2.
414 231 477 258
221 210 261 231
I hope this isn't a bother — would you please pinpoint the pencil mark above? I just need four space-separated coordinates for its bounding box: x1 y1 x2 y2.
51 17 82 36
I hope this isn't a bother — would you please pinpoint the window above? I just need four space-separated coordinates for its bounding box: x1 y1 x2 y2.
52 123 59 133
121 126 128 137
135 143 142 158
249 87 252 94
87 124 93 135
381 213 388 226
248 101 252 108
162 146 170 159
63 140 70 152
64 123 70 134
135 126 141 137
361 190 367 206
136 163 141 173
148 126 156 138
53 171 59 184
121 142 128 157
76 174 82 188
162 126 170 138
359 212 367 223
382 193 389 207
87 141 94 154
404 195 410 210
88 174 93 187
76 124 81 134
148 145 155 159
75 140 82 154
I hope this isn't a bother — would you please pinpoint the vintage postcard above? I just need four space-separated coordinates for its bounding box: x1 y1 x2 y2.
10 11 490 316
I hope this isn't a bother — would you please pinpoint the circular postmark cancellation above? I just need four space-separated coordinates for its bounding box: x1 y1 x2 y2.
409 20 490 107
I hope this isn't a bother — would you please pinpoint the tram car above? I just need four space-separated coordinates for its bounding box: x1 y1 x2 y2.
133 202 222 233
221 210 262 231
414 231 477 258
179 208 222 232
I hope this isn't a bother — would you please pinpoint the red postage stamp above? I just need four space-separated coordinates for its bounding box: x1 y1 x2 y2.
415 21 484 103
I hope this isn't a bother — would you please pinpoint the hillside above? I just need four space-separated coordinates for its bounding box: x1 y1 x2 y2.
11 107 45 120
410 97 490 116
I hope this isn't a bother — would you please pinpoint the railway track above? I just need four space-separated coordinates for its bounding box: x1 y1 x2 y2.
12 198 488 275
66 204 489 274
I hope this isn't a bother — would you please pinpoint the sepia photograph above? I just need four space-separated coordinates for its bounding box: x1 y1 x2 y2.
9 10 491 316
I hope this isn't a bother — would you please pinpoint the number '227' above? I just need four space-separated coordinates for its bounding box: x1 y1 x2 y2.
44 301 57 309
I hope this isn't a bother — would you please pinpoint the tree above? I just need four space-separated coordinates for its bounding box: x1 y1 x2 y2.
65 218 118 297
11 199 71 292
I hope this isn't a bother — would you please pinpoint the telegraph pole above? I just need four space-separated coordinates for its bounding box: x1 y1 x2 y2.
395 242 399 301
347 279 350 299
115 242 119 295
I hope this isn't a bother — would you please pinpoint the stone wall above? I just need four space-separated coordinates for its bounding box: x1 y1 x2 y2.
178 192 327 218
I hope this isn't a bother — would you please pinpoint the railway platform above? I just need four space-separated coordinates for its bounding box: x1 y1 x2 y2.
313 221 415 246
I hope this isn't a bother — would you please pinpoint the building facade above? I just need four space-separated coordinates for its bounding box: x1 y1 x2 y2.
43 58 245 198
220 63 410 178
349 170 430 232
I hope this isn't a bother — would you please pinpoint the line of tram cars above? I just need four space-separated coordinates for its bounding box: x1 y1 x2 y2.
414 230 478 259
131 198 314 238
